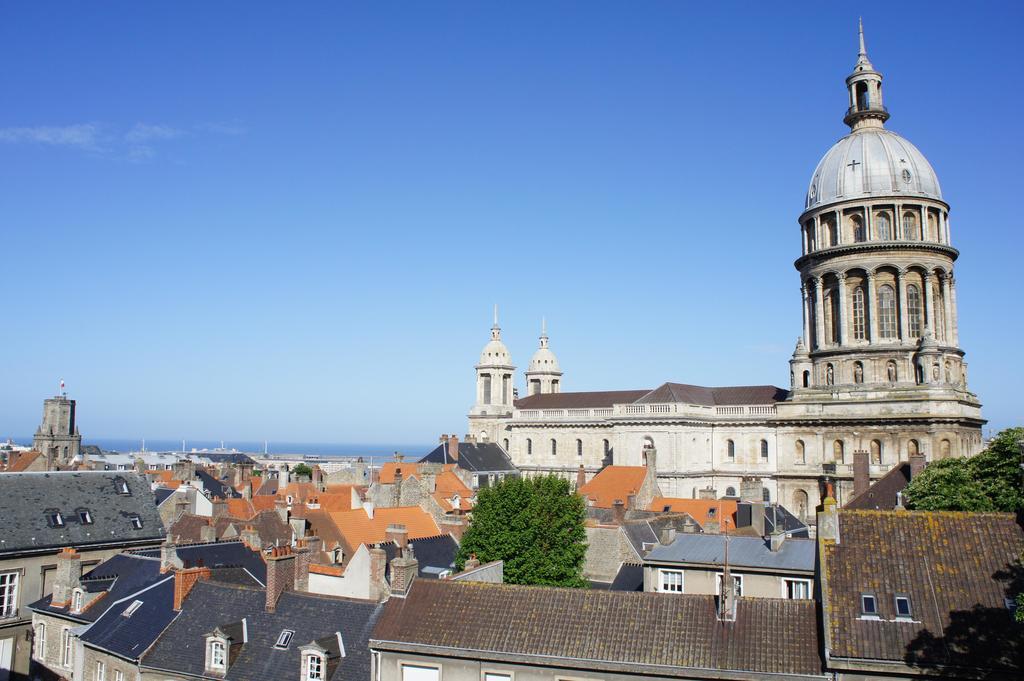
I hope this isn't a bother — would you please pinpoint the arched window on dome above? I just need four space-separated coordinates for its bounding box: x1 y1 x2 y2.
851 215 865 243
934 281 946 341
871 439 883 465
878 285 897 339
852 286 866 340
804 221 816 252
907 285 923 338
727 440 735 460
927 211 938 241
903 212 919 240
824 290 838 344
482 374 492 405
725 486 737 498
824 218 837 247
876 212 892 240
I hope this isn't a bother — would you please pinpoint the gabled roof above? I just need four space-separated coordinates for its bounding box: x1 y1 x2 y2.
6 449 42 472
636 382 789 405
823 511 1024 674
578 466 648 509
141 581 385 681
372 580 824 678
196 469 241 500
419 442 517 474
0 471 165 554
651 497 738 531
843 462 912 510
169 512 292 550
644 533 816 573
378 534 458 580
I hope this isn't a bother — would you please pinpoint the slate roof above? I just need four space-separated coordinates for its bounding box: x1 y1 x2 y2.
168 512 292 552
142 581 385 681
823 511 1024 674
609 563 644 591
378 534 458 580
514 389 651 410
0 471 165 555
620 515 700 558
843 462 912 511
203 452 257 465
644 533 815 573
636 382 789 406
29 541 265 661
196 468 241 499
153 487 176 506
371 580 824 678
419 442 518 474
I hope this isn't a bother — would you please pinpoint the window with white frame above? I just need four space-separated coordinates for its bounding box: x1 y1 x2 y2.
114 670 124 681
96 659 106 681
659 569 684 593
0 571 18 619
878 284 897 338
306 653 323 680
784 578 812 599
34 622 46 660
209 639 226 670
401 664 440 681
62 627 74 667
72 589 84 613
716 573 743 596
128 514 143 530
484 673 512 681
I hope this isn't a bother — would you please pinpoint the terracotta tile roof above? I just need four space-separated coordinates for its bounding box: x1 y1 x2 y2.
378 462 413 484
225 498 256 520
328 506 441 550
303 508 348 554
824 510 1024 673
650 497 738 532
146 469 175 485
514 390 651 410
250 495 280 513
578 466 649 509
311 492 354 512
279 482 318 503
7 450 42 472
372 580 824 677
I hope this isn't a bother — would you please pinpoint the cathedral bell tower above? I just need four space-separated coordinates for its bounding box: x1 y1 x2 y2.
468 307 515 443
524 318 562 396
788 22 981 456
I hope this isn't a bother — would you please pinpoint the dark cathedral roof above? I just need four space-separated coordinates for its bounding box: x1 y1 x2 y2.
514 383 788 410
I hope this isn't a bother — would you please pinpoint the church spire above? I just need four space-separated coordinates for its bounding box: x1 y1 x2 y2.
491 304 501 340
843 19 888 130
539 317 549 349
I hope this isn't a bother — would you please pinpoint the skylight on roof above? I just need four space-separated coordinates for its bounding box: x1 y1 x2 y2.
861 593 877 615
274 630 294 649
123 600 143 617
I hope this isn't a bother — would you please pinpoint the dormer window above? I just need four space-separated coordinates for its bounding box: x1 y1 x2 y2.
123 600 143 618
208 639 226 671
47 510 64 528
306 654 324 681
71 589 83 613
895 595 912 619
78 509 93 525
861 593 878 616
113 477 131 495
128 514 143 530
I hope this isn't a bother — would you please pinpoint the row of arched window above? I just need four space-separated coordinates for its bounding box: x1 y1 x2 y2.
724 439 770 460
523 438 609 458
805 208 945 253
790 437 951 464
818 279 944 346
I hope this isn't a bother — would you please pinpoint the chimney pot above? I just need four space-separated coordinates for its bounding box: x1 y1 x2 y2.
908 453 927 479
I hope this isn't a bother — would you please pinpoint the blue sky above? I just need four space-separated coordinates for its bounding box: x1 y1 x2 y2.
2 2 1021 444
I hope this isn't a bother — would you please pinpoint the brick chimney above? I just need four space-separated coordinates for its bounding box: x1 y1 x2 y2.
173 566 211 610
853 450 870 498
369 547 388 601
293 540 314 592
439 516 466 540
389 545 418 597
265 546 296 613
447 435 459 461
659 527 676 545
463 553 480 571
51 547 82 607
576 465 586 491
909 452 927 479
612 499 626 525
386 524 409 549
160 539 184 573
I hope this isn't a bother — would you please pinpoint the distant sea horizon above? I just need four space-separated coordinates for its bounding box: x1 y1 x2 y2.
5 437 426 462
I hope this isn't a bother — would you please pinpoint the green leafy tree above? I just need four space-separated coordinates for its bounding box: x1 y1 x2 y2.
291 463 313 479
456 475 588 587
906 427 1024 512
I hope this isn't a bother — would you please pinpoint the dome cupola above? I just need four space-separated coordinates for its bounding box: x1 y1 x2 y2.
525 318 563 396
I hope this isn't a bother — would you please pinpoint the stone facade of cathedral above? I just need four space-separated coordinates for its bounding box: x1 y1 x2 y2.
467 27 984 521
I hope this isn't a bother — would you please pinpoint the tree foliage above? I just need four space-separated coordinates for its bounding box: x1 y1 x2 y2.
291 463 313 479
906 427 1024 512
456 475 588 587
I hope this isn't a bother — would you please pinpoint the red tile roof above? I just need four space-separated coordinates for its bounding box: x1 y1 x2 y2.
578 466 648 509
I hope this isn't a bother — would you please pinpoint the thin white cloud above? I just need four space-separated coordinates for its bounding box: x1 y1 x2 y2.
0 123 102 150
125 123 184 144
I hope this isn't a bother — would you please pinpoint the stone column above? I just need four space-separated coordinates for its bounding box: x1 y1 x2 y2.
837 273 849 346
866 271 879 343
813 277 825 350
940 273 954 344
864 205 872 240
835 210 841 245
897 269 909 342
948 275 960 346
923 272 935 337
802 281 811 347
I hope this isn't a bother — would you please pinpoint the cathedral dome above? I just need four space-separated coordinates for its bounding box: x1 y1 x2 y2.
479 338 512 366
805 128 942 211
